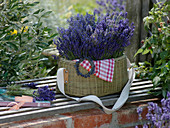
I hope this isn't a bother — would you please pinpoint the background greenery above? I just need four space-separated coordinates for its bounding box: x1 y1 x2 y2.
29 0 97 31
0 0 57 84
135 1 170 97
0 0 97 85
1 0 169 97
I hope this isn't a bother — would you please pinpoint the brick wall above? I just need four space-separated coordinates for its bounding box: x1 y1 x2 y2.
0 103 149 128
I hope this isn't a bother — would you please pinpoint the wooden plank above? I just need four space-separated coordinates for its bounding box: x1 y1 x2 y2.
0 85 159 119
0 91 158 124
0 102 99 124
0 78 159 124
0 86 157 117
130 87 161 95
139 0 151 62
14 76 57 84
125 0 142 63
130 84 153 91
131 80 152 86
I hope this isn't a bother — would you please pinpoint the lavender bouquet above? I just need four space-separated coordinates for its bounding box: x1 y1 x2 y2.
136 92 170 128
55 12 135 61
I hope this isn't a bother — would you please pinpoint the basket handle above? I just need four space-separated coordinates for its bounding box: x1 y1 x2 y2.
56 59 135 114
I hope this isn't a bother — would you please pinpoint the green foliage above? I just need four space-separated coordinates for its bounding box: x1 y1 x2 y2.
135 1 170 97
0 0 57 84
57 0 97 29
72 0 97 15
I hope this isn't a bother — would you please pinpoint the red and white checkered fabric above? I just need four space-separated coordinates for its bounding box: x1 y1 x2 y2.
78 59 115 82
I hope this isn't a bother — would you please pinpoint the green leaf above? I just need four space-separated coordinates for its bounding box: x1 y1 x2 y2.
134 49 143 57
6 42 18 51
27 2 39 7
153 76 161 85
43 27 52 32
142 49 150 55
49 33 58 39
23 20 29 24
41 11 52 18
168 61 170 67
33 9 44 14
0 34 7 40
144 61 151 66
156 60 162 65
28 37 33 41
149 49 153 54
162 89 166 98
160 51 168 59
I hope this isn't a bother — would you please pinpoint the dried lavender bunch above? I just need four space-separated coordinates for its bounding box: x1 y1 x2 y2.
33 86 55 101
136 92 170 128
94 0 126 15
55 12 135 60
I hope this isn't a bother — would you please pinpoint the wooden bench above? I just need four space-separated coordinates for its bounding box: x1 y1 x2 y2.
0 76 161 124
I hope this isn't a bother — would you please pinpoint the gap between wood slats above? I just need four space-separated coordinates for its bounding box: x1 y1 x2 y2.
0 79 157 124
0 91 149 116
0 87 156 118
0 102 100 124
0 91 156 124
133 79 151 82
130 84 153 91
131 81 152 86
14 76 57 84
14 77 151 86
0 91 158 124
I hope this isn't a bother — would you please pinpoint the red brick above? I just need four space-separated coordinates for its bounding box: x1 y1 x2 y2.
2 116 67 128
40 120 67 128
63 109 112 128
117 104 148 125
63 108 105 117
73 114 112 128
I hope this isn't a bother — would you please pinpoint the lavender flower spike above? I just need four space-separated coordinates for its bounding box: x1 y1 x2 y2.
137 107 143 120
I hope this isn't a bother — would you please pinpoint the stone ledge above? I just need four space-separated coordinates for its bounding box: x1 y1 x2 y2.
0 101 153 128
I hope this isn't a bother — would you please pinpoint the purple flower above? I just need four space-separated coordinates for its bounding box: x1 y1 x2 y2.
52 55 57 60
167 92 170 98
33 86 55 101
146 113 153 120
137 107 143 120
55 12 135 60
25 82 37 89
95 0 126 15
161 113 170 121
136 92 170 128
148 102 155 112
143 124 148 128
154 121 162 128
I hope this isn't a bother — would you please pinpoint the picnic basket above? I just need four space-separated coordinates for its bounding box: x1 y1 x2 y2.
58 55 128 97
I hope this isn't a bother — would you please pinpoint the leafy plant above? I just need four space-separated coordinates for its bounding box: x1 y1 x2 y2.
135 1 170 97
73 0 97 15
0 0 57 84
55 12 135 60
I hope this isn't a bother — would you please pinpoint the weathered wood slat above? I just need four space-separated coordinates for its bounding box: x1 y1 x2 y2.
0 91 159 124
0 87 159 117
0 78 160 124
14 76 57 84
130 84 153 91
131 80 152 86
